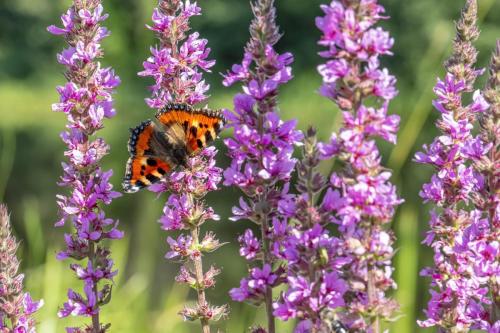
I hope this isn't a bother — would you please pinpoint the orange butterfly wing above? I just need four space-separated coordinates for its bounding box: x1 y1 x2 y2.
155 104 225 154
122 120 172 193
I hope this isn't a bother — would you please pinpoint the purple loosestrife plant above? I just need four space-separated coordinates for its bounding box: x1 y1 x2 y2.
0 204 43 332
480 41 500 328
316 0 402 331
222 0 303 332
415 1 500 331
139 1 227 332
273 128 348 333
48 2 123 332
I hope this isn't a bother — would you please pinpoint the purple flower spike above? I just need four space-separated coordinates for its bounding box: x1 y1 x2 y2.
222 1 303 332
49 1 122 331
0 205 43 331
139 1 215 108
316 0 402 330
273 129 348 331
140 1 227 331
416 1 500 330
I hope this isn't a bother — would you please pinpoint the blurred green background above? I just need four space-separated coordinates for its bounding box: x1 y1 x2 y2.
0 0 499 332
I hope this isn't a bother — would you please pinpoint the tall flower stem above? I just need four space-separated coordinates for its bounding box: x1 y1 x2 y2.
191 224 210 333
480 40 500 326
367 262 379 333
88 242 100 331
153 149 227 330
139 2 227 331
316 0 402 330
273 128 347 332
415 0 499 331
259 212 275 333
48 2 123 331
223 1 303 332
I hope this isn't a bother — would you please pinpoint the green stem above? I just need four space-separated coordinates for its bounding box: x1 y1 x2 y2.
89 241 101 333
305 163 316 282
259 212 275 333
367 267 380 333
191 217 211 333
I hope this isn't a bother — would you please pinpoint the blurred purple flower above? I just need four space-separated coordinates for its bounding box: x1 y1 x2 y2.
0 205 43 332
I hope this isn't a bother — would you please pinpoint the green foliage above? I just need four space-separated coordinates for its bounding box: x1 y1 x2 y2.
1 0 499 332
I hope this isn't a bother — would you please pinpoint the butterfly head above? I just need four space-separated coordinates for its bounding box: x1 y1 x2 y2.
172 147 189 167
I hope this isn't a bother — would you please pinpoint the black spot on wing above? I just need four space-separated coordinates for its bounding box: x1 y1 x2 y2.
147 158 157 166
146 174 160 183
135 180 146 187
190 126 198 137
205 131 213 142
197 139 204 149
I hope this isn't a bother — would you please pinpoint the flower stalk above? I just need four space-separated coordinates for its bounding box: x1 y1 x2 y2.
48 1 123 331
316 0 402 330
140 1 227 332
191 225 209 333
222 1 303 332
480 40 500 325
415 0 499 331
152 149 228 332
273 128 348 333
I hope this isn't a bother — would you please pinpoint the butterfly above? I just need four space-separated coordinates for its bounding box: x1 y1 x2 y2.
122 103 225 193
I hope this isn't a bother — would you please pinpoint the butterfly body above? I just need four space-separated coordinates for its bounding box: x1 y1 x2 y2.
123 104 225 193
